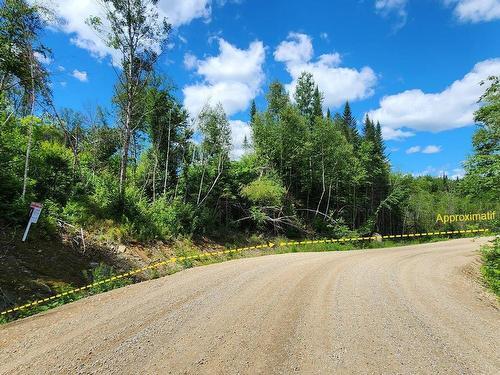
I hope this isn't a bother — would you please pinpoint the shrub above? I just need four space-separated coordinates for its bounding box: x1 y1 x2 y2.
241 176 285 206
481 238 500 296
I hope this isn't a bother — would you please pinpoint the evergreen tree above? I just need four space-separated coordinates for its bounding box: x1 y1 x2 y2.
294 72 315 121
267 80 289 119
363 115 376 142
326 108 331 120
342 101 360 148
375 121 385 156
250 100 257 122
312 85 323 119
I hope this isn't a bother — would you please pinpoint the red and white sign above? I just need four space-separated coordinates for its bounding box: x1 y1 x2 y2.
30 202 43 209
22 202 43 241
29 202 43 224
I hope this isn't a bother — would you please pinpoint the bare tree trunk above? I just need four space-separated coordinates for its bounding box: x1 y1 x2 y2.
152 149 158 202
119 122 131 198
163 111 171 195
315 152 326 216
197 154 206 205
22 52 36 200
325 182 332 221
198 154 223 207
352 184 356 228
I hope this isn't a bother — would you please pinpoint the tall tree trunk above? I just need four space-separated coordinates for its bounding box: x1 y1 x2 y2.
325 182 332 221
152 149 158 202
163 112 171 195
197 155 206 205
119 122 131 199
315 153 325 216
21 52 36 200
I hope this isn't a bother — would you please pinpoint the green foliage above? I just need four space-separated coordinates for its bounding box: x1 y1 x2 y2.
480 238 500 296
0 0 496 245
241 176 285 206
84 263 132 294
462 76 500 203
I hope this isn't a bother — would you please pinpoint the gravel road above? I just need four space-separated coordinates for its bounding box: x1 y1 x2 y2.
1 237 499 374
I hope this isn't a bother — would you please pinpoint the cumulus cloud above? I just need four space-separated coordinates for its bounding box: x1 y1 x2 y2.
406 145 442 154
33 0 220 64
381 127 415 141
229 120 252 159
375 0 408 29
182 38 266 118
444 0 500 23
406 146 421 154
368 59 500 136
71 69 88 82
274 33 377 110
422 145 442 154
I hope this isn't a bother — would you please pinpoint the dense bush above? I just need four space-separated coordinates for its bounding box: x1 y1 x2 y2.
481 238 500 296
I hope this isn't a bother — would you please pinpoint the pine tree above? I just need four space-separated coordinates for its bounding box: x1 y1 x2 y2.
363 115 376 142
375 121 385 156
250 99 257 122
294 72 315 120
342 101 360 147
312 85 323 119
326 108 331 120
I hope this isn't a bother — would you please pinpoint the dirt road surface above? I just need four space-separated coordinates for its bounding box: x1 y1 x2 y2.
1 237 499 374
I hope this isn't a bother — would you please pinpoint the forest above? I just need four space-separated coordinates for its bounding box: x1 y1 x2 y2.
0 0 498 245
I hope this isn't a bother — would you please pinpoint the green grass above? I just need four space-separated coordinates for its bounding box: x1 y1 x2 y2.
0 233 490 325
480 238 500 297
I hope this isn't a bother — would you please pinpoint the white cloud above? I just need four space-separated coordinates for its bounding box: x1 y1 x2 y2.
368 59 500 135
375 0 408 29
320 32 329 40
406 145 442 154
182 38 266 118
274 32 314 64
406 146 421 154
34 0 220 64
183 53 198 70
381 126 415 140
60 81 67 87
71 69 88 82
274 33 377 110
422 145 442 154
34 51 52 65
57 65 66 72
229 120 251 159
157 0 211 26
444 0 500 23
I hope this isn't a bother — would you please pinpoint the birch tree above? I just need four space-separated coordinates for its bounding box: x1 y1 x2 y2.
88 0 170 204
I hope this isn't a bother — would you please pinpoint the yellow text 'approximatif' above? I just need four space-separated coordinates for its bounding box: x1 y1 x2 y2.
436 211 496 224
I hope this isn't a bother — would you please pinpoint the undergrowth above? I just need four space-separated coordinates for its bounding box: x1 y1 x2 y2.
480 237 500 297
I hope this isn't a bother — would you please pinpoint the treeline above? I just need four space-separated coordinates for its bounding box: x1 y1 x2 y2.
0 0 498 242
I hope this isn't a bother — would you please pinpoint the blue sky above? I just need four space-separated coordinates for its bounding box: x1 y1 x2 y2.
35 0 500 176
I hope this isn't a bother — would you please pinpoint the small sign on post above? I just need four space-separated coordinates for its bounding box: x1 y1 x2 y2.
22 202 43 242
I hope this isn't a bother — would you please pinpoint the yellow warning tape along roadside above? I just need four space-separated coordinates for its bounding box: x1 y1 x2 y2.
0 228 489 317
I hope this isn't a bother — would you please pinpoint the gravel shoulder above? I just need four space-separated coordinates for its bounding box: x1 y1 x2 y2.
1 237 498 374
